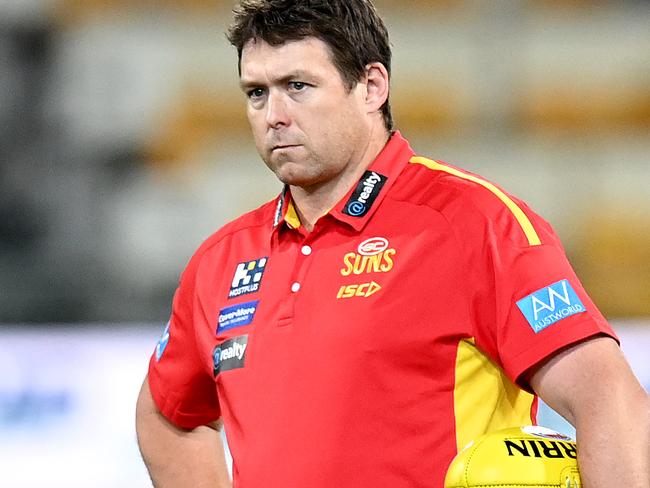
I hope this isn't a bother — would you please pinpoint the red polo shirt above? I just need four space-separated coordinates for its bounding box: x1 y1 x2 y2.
148 132 615 487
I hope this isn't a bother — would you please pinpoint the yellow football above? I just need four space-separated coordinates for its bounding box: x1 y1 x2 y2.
445 426 581 488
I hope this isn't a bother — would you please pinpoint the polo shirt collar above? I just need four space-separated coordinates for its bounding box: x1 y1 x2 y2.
271 131 414 234
330 131 414 231
272 186 301 230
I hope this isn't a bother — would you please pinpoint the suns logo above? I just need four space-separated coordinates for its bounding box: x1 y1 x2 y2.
340 237 396 276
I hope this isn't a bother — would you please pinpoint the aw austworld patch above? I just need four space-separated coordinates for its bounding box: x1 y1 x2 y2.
516 279 586 333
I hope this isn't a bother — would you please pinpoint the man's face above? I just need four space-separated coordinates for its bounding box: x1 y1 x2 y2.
240 37 369 189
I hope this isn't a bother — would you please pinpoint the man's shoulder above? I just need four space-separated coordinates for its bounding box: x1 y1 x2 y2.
173 197 278 286
191 197 278 260
395 156 512 210
394 155 546 247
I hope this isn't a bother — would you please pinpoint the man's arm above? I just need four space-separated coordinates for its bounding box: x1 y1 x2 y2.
135 376 232 488
529 335 649 487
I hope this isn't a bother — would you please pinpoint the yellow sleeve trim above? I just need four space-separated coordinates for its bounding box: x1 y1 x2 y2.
409 156 542 246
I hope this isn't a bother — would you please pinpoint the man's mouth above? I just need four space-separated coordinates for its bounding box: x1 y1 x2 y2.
273 144 299 149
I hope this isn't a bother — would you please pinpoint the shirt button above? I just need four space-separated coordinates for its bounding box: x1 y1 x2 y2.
301 245 312 256
291 282 301 293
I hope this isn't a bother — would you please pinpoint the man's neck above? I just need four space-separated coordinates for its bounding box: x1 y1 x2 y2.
291 129 390 232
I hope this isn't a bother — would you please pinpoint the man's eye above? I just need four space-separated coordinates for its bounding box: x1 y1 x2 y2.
248 88 265 99
289 82 306 91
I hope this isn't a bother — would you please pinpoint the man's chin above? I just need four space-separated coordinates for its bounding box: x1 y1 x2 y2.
275 166 321 189
277 173 314 188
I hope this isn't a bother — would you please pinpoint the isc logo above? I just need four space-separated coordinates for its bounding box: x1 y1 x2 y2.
336 281 381 299
516 279 586 333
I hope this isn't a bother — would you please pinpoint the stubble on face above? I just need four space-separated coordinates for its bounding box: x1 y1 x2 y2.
262 131 352 191
262 137 322 187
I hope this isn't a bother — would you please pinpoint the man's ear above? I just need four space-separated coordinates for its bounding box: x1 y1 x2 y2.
363 62 390 115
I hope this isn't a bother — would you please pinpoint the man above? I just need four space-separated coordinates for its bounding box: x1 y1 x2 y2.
135 1 649 487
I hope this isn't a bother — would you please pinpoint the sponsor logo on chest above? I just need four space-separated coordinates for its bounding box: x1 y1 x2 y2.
217 300 258 333
213 335 248 376
228 257 268 298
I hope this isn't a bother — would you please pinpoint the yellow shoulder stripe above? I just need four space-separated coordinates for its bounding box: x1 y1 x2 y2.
409 156 541 246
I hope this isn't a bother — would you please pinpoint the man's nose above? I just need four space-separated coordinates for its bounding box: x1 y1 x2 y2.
265 92 290 128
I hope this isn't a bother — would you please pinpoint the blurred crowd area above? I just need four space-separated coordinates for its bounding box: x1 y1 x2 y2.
0 0 649 324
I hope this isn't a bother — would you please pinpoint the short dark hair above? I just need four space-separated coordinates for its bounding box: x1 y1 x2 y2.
227 0 393 130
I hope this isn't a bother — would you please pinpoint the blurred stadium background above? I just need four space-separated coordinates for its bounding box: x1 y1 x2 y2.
0 0 648 486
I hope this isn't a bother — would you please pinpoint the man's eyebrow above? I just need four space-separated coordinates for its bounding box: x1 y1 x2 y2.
239 78 259 91
239 70 314 90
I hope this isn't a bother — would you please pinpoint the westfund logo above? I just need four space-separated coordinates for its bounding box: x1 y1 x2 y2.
342 171 387 218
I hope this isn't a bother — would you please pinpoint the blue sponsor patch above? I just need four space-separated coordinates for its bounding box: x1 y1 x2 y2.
155 321 170 361
217 300 259 333
516 280 586 333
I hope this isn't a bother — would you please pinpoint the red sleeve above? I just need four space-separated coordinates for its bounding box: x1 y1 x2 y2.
147 250 221 429
464 196 618 390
